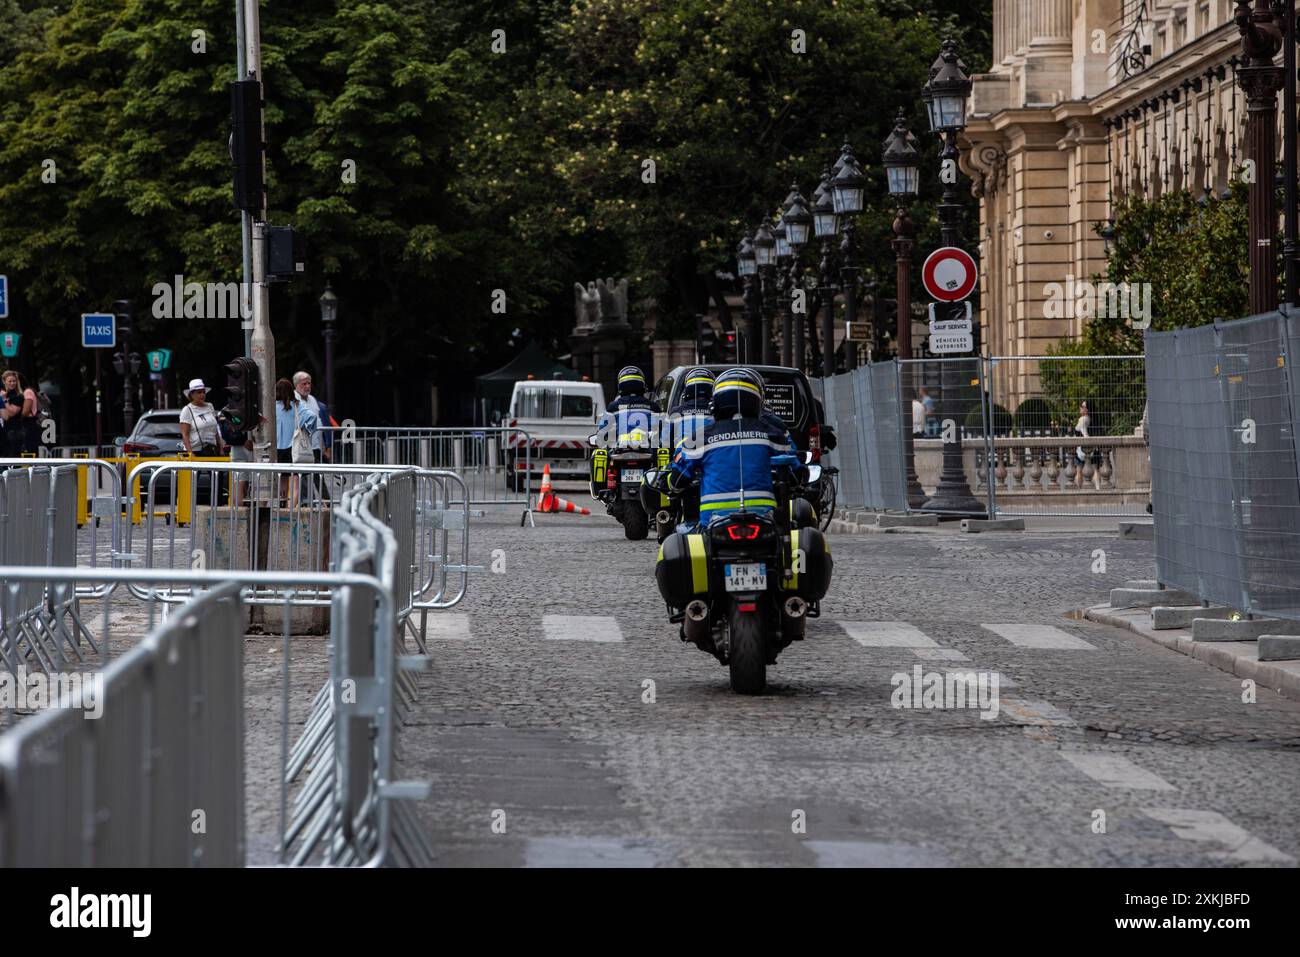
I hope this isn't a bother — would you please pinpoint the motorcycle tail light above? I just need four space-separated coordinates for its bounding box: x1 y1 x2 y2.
607 468 618 489
737 603 757 612
726 523 761 540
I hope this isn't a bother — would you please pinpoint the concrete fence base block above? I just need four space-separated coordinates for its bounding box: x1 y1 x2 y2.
1109 586 1199 609
1118 522 1154 540
959 518 1025 533
1192 617 1300 642
1124 580 1159 590
1259 635 1300 661
877 513 939 528
1151 605 1234 630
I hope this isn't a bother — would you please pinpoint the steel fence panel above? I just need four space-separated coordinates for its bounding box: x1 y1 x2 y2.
1149 314 1300 620
322 426 532 510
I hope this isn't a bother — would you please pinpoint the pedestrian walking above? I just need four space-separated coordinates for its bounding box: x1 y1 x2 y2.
1073 399 1100 490
911 393 925 437
920 386 937 436
292 370 331 502
178 378 227 457
0 370 40 455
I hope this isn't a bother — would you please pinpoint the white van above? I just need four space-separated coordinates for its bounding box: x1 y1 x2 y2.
504 379 606 490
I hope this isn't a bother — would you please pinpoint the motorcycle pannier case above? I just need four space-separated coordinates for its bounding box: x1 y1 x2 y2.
782 527 832 601
589 448 608 498
655 532 710 608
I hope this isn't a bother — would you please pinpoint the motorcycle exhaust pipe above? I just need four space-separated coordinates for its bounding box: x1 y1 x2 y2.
656 509 672 529
783 596 808 619
683 600 710 643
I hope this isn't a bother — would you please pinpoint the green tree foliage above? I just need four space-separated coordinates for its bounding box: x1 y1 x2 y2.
1042 184 1249 435
0 0 985 432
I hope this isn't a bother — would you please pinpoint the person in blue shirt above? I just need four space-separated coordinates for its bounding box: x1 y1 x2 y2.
595 365 659 450
604 366 660 414
658 368 715 530
665 368 797 528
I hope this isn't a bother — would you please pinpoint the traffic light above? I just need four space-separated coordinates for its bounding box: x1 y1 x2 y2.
230 80 264 213
723 330 738 362
221 357 261 430
699 321 718 361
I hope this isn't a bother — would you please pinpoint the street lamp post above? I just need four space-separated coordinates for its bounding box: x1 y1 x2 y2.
882 107 926 507
773 215 790 366
811 167 839 378
319 282 339 409
920 38 983 516
113 299 134 436
783 184 811 369
753 221 776 365
831 143 866 372
1233 0 1286 314
737 234 758 363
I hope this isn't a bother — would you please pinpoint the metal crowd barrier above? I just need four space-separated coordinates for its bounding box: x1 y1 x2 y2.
0 512 437 866
0 579 245 866
279 473 434 867
123 461 472 645
0 457 124 586
816 355 1150 518
322 426 533 510
1147 312 1300 620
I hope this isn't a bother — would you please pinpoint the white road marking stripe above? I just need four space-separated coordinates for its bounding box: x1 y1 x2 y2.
1058 751 1175 790
999 698 1076 727
982 623 1097 650
806 840 950 868
840 621 938 648
525 837 659 867
543 614 623 642
1141 808 1295 864
425 613 471 641
912 648 970 661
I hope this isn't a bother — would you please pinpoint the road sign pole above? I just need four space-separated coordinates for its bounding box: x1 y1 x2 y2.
94 350 103 450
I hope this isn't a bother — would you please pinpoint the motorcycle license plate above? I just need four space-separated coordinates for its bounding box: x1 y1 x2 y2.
621 469 644 483
724 563 767 592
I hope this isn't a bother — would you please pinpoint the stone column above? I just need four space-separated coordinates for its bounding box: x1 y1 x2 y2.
1023 0 1072 106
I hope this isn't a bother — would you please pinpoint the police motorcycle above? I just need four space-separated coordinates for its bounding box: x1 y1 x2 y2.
588 408 659 540
646 371 832 694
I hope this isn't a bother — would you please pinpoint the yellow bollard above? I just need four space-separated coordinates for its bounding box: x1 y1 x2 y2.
74 453 89 527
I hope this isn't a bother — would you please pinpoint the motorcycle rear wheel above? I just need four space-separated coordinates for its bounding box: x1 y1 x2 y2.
622 504 649 540
727 605 767 695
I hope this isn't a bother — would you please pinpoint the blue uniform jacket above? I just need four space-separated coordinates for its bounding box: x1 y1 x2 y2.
666 415 797 523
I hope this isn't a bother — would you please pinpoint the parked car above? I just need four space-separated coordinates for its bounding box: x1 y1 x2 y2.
118 410 228 506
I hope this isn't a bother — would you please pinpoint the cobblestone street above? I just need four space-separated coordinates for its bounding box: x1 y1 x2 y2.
378 511 1300 867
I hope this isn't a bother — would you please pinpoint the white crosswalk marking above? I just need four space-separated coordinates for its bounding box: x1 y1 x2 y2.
999 698 1076 727
981 623 1097 650
1141 808 1295 864
543 614 623 642
912 647 970 661
425 613 472 641
524 837 659 867
1058 751 1175 790
840 621 938 648
806 840 950 868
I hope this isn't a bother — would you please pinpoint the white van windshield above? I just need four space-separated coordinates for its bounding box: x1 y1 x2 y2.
514 387 594 419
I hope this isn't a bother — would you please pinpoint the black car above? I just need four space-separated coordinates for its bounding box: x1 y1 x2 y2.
653 364 834 461
119 410 228 506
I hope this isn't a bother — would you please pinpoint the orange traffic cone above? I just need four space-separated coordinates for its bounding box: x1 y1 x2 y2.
534 464 591 515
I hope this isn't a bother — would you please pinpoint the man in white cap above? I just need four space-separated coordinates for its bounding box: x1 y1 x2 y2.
179 378 227 457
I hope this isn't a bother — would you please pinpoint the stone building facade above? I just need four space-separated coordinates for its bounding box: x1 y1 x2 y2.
964 0 1256 394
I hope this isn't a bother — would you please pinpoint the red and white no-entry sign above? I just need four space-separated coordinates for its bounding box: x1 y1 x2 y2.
922 246 978 302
